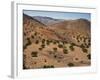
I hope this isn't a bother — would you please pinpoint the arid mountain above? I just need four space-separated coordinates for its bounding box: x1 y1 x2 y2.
33 16 63 26
23 13 91 69
48 19 90 45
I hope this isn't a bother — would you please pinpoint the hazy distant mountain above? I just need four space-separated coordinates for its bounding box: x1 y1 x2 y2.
33 16 63 26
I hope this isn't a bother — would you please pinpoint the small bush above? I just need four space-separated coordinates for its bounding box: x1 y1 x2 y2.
31 35 34 39
80 44 85 48
35 40 39 44
54 55 57 58
53 41 57 44
63 49 68 54
42 39 45 44
41 44 45 48
38 48 43 51
58 44 63 48
68 63 74 67
46 41 50 45
69 45 74 51
31 51 38 57
53 48 57 52
71 43 76 46
34 32 37 36
24 38 31 49
43 65 54 68
87 54 91 60
82 48 88 53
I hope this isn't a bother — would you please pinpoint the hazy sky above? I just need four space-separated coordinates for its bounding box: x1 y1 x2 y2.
23 10 91 21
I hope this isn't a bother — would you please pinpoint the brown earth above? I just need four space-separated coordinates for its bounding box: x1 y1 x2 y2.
23 14 91 69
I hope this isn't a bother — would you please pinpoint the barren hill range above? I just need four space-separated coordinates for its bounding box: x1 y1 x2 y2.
23 14 91 69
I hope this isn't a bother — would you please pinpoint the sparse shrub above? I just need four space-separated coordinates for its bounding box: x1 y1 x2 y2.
42 39 45 44
54 55 57 58
23 54 27 69
31 51 38 57
31 35 34 39
69 45 74 51
41 44 45 48
50 65 54 68
63 48 68 54
34 32 37 36
58 44 63 48
24 32 26 36
77 40 80 42
35 40 39 44
24 38 31 50
38 47 43 51
88 39 91 46
83 37 86 43
27 38 31 45
46 40 50 45
53 47 57 52
43 65 54 68
87 54 91 60
82 48 88 53
80 44 88 53
53 41 57 44
80 44 85 48
68 63 74 67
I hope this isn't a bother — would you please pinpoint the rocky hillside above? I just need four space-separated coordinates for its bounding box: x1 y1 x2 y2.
23 14 91 69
